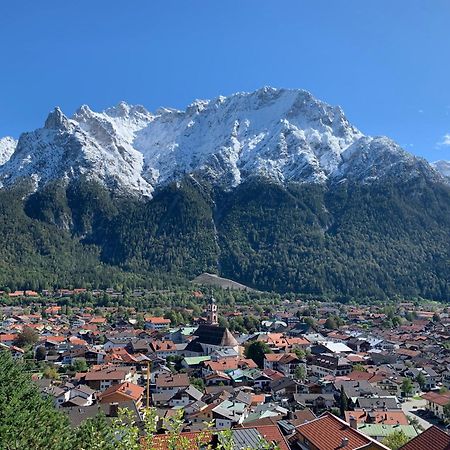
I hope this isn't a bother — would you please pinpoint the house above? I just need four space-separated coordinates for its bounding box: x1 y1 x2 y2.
346 338 372 353
228 426 290 450
400 425 450 450
98 381 144 407
149 340 177 359
81 366 135 390
293 394 336 412
264 353 304 378
309 354 352 377
154 372 190 395
270 377 300 400
344 409 409 426
43 384 96 408
422 391 450 420
0 334 17 345
60 385 97 407
212 399 249 428
292 412 390 450
151 430 214 449
334 380 383 403
405 367 438 391
145 317 171 330
311 341 353 354
355 397 400 411
356 423 419 442
167 385 203 407
205 371 232 386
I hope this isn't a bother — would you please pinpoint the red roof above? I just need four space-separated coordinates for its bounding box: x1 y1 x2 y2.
239 425 290 450
151 431 212 450
0 334 16 342
145 317 171 325
400 426 450 450
295 413 388 450
345 410 409 425
422 391 450 406
98 382 144 402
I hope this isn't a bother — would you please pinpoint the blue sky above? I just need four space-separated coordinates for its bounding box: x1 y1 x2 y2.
1 1 450 162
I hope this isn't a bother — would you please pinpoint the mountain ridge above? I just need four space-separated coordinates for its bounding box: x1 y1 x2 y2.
0 87 445 196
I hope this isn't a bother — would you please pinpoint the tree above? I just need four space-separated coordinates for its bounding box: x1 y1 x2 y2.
35 346 46 361
245 341 272 368
294 348 306 360
294 365 306 382
0 350 71 449
339 385 348 417
415 372 426 390
190 377 205 392
13 326 39 348
72 412 116 450
43 365 60 380
72 357 89 372
401 378 414 397
381 430 410 450
352 363 366 372
324 317 337 330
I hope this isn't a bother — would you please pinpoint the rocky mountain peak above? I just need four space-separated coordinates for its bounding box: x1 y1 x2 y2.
44 107 71 130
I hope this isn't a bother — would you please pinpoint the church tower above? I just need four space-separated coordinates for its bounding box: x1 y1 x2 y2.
206 297 218 325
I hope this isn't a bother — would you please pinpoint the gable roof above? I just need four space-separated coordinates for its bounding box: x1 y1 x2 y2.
155 373 190 388
294 412 390 450
422 391 450 406
98 382 144 402
400 426 450 450
345 409 409 425
231 426 290 450
189 325 239 347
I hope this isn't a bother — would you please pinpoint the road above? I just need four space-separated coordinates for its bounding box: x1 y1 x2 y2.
402 398 433 430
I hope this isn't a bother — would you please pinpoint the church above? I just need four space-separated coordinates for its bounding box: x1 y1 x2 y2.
184 297 240 356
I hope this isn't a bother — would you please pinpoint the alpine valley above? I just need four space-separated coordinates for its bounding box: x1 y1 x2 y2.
0 87 449 300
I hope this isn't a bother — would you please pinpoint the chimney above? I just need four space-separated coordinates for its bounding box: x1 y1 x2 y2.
349 415 357 429
340 437 349 448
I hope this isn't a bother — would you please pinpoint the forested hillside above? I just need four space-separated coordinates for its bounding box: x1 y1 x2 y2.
0 177 449 301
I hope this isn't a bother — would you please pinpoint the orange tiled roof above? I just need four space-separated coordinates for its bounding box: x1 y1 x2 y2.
422 391 450 406
400 426 450 450
345 410 409 425
295 413 388 450
98 381 144 402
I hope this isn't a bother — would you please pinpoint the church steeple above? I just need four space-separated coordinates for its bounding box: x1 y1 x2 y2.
206 297 218 325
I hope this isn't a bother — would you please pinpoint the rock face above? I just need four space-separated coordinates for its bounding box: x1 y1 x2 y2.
0 87 444 196
0 137 17 166
432 160 450 178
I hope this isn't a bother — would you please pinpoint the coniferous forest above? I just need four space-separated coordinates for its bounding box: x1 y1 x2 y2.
0 176 449 301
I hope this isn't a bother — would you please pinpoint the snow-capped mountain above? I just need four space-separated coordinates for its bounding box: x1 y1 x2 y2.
0 87 443 196
0 106 154 196
432 160 450 178
0 137 17 166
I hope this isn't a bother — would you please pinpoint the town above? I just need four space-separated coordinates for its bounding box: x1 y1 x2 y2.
1 286 450 450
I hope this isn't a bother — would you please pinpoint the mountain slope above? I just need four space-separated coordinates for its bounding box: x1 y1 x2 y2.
2 177 448 300
0 87 444 195
433 160 450 178
0 107 153 196
0 87 448 300
0 137 16 166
